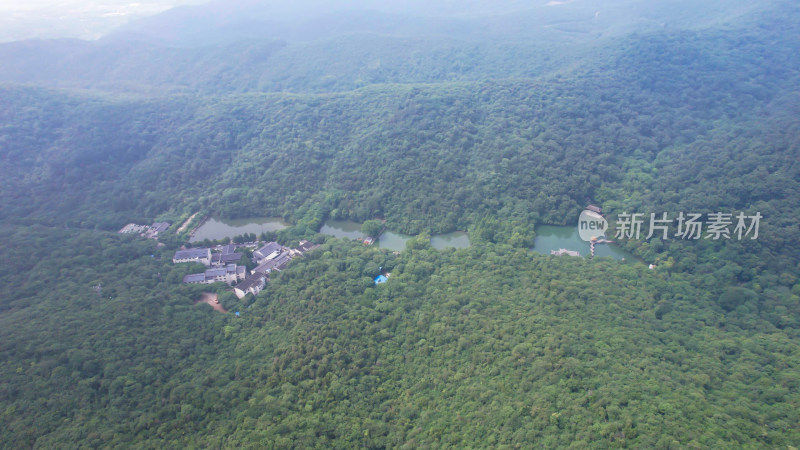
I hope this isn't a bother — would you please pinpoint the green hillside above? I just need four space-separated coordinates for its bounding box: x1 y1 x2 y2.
2 227 798 447
2 14 798 272
0 0 799 447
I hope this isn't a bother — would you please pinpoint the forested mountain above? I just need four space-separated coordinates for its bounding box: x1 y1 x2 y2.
1 0 799 447
3 228 799 447
0 0 771 94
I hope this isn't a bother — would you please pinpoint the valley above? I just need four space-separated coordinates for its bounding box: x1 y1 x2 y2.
0 0 798 447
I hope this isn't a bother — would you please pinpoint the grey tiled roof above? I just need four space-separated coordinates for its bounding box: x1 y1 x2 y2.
253 252 292 273
237 275 266 291
205 268 226 277
151 222 170 233
254 242 282 259
174 248 210 260
221 253 242 263
183 273 206 283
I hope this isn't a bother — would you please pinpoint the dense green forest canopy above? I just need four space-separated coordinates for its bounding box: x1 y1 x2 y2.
1 0 799 447
0 0 776 94
2 10 798 276
2 226 799 447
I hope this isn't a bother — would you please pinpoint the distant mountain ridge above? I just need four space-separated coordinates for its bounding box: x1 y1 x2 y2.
2 1 800 447
0 0 774 95
101 0 763 47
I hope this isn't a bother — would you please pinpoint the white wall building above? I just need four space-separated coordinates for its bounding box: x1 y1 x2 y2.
173 248 212 266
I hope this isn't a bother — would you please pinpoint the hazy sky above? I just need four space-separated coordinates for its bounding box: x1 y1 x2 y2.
0 0 208 13
0 0 209 41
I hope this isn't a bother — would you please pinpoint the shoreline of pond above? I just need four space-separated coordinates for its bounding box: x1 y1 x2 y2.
532 224 641 262
321 220 471 251
189 216 290 243
186 217 641 263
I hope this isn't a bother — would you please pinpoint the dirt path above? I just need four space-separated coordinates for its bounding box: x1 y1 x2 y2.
194 292 227 313
176 212 199 234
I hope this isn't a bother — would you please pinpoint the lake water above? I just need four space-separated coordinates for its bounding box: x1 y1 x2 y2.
190 217 290 242
319 220 363 239
532 225 636 261
378 231 412 251
320 221 470 251
430 231 471 250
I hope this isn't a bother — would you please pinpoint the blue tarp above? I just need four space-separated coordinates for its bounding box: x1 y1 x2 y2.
374 275 388 284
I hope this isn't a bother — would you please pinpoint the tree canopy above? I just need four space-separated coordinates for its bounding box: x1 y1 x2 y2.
0 1 799 447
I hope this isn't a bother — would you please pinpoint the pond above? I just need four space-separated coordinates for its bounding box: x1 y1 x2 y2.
320 221 471 251
378 231 412 251
190 216 290 242
319 220 364 239
430 231 471 250
532 225 637 261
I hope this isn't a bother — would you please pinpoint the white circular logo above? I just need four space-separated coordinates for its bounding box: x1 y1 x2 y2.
578 210 608 242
